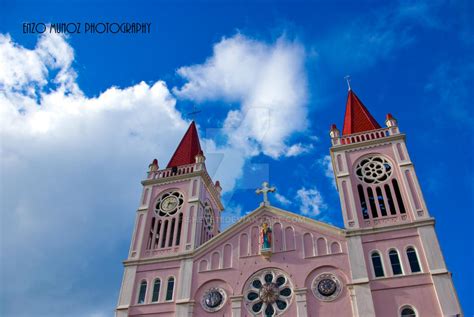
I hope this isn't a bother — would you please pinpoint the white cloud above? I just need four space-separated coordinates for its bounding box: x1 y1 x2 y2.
0 31 310 316
318 155 336 188
0 33 190 317
173 34 308 158
296 187 327 216
274 193 291 206
285 143 313 157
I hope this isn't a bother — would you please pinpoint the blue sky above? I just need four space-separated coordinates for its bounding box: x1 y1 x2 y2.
0 0 472 316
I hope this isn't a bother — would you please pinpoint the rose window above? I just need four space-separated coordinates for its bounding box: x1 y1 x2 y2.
244 269 293 316
312 273 342 301
355 156 392 184
201 287 226 312
155 191 184 217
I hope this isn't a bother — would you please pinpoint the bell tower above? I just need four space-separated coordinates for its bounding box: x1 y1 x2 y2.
116 121 223 317
329 88 462 316
329 89 428 230
130 121 223 259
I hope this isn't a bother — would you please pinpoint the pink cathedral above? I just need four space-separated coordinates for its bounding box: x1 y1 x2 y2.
115 89 462 317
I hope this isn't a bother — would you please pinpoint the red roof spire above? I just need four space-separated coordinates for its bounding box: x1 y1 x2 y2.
167 121 202 168
342 90 381 135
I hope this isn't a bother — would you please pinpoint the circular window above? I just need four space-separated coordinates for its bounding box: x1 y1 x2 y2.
244 269 293 316
312 273 342 301
204 203 214 231
201 287 226 312
155 191 184 217
355 156 392 184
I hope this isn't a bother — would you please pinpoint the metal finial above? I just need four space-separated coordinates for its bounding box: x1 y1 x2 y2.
344 75 352 91
187 104 201 120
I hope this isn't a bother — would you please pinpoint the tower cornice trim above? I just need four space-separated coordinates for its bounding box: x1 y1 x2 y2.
330 134 406 152
345 218 435 237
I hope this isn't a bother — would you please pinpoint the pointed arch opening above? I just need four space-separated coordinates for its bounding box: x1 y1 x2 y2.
376 187 387 216
367 187 378 218
357 184 369 219
384 184 397 215
392 179 406 214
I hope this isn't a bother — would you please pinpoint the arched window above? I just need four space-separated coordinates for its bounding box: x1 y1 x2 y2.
371 252 385 277
154 220 162 249
389 249 403 275
152 279 161 302
137 280 147 304
401 306 416 317
165 277 175 301
357 185 369 219
406 247 421 273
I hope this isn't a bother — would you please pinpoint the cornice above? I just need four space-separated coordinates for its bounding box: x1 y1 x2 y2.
123 251 195 266
344 218 435 237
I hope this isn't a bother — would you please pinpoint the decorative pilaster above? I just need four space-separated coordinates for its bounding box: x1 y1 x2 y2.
294 288 308 317
230 295 243 317
115 265 137 317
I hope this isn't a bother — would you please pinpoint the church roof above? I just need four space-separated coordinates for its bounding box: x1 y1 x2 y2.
167 121 202 168
342 90 381 135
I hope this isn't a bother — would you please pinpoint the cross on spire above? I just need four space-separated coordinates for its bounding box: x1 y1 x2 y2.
256 182 276 206
187 104 201 121
344 75 352 91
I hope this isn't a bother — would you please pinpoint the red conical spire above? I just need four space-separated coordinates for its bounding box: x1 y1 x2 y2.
167 121 202 168
342 90 381 135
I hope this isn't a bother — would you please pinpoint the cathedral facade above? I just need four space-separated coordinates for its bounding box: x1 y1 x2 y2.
115 89 462 317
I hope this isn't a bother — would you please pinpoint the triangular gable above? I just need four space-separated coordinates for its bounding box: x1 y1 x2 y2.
195 205 344 257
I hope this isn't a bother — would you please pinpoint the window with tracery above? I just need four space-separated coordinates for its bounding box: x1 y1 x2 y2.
311 273 342 301
355 156 392 184
201 287 226 312
244 269 293 316
204 203 215 232
155 191 184 217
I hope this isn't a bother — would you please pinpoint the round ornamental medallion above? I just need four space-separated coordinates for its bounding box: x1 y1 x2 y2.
201 288 226 312
155 191 184 216
244 269 293 316
355 156 392 184
312 273 342 301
